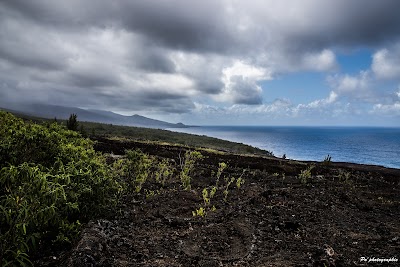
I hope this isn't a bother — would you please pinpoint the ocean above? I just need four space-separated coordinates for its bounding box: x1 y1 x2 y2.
170 126 400 169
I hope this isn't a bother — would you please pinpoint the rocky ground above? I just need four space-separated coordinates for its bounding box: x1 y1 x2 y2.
35 138 399 266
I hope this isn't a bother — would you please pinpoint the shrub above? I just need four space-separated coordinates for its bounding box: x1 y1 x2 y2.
337 169 351 184
299 165 315 184
0 111 121 266
179 150 203 190
124 149 152 192
155 158 174 187
66 113 78 131
215 162 227 187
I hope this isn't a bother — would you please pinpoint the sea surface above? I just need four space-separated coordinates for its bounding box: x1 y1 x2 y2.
170 126 400 169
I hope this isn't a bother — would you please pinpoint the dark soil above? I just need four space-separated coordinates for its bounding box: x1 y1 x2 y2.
36 138 400 266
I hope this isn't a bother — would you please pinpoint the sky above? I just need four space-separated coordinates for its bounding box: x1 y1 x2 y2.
0 0 400 126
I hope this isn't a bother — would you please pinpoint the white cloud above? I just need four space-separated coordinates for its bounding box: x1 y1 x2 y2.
372 102 400 114
228 98 293 114
170 51 226 94
371 88 400 115
132 73 196 96
301 49 337 72
326 42 400 109
307 91 338 108
189 92 357 125
196 91 343 118
328 71 370 94
215 61 271 104
326 70 378 103
222 61 271 82
371 45 400 80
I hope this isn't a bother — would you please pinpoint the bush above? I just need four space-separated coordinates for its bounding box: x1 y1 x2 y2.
0 111 93 168
124 149 152 192
66 113 78 131
0 111 121 266
179 150 203 190
299 165 314 184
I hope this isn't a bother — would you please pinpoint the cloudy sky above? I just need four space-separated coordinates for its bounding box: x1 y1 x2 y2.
1 0 400 126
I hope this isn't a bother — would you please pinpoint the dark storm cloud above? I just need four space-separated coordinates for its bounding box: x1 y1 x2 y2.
1 0 400 114
1 0 235 53
3 0 400 53
65 72 120 88
284 0 400 51
329 1 400 46
120 1 235 53
0 0 114 29
0 47 65 71
91 90 195 113
134 48 176 73
228 76 262 105
0 13 68 71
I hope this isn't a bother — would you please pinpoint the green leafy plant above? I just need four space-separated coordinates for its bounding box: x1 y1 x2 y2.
194 163 227 217
144 189 160 199
124 150 152 192
202 185 218 206
202 188 210 206
0 111 121 266
210 186 217 198
236 177 245 189
179 150 203 190
192 206 206 217
299 165 315 184
215 162 227 187
155 158 174 187
223 177 236 202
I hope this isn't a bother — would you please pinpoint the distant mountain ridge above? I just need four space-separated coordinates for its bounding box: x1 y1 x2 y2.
0 103 188 129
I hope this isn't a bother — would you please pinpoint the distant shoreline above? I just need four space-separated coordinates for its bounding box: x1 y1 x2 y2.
169 125 400 169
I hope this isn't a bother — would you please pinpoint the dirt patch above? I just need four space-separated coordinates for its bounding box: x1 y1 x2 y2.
35 138 400 266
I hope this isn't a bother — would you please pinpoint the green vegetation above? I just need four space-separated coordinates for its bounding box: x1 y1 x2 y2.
299 165 315 184
6 110 272 156
236 176 245 189
0 111 121 266
66 113 78 131
2 110 391 266
124 150 152 192
154 159 173 187
215 162 227 187
193 162 226 217
84 121 272 156
223 177 236 202
192 163 246 217
192 207 206 217
0 110 259 263
179 150 203 190
337 169 352 184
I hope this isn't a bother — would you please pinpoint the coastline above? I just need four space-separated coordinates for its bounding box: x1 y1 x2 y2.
168 125 400 169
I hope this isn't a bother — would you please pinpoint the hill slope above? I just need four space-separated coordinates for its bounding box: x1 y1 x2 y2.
0 103 187 129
